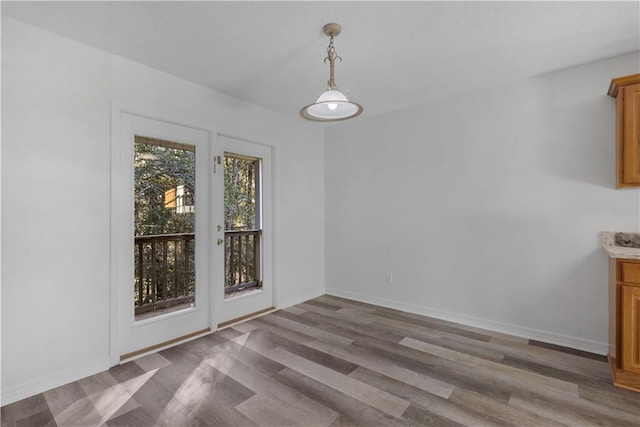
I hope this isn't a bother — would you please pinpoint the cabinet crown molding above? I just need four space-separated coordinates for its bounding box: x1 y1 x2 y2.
608 73 640 98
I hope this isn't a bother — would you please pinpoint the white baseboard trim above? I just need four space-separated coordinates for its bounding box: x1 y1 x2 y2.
325 288 608 355
1 358 112 406
1 288 325 407
277 288 325 312
3 287 604 406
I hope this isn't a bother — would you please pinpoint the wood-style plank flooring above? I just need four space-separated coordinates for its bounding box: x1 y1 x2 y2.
2 295 639 426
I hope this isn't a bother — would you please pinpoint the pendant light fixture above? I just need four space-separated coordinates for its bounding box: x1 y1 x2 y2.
300 23 363 122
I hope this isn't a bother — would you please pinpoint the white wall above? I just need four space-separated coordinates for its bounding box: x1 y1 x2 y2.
325 52 640 354
1 16 325 404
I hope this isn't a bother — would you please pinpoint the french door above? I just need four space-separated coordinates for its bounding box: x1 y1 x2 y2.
213 135 273 325
112 113 273 359
114 112 213 358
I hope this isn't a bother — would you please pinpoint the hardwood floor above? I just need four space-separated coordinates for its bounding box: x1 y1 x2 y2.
2 295 639 426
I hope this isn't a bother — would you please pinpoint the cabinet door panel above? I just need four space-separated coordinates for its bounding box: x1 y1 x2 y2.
622 84 640 184
622 285 640 373
621 262 640 284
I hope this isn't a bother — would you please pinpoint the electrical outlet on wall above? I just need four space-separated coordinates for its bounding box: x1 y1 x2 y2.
385 272 393 283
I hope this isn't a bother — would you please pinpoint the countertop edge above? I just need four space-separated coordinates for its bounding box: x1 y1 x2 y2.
601 231 640 259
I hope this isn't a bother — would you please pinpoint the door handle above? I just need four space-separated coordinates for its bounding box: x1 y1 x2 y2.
217 238 224 245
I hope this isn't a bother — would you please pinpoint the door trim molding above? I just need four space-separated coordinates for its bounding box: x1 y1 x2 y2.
109 100 122 366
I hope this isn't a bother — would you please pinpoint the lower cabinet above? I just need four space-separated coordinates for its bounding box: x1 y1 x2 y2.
609 258 640 392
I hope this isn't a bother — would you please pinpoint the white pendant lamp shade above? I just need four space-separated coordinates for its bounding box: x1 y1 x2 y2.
300 89 363 121
300 23 363 122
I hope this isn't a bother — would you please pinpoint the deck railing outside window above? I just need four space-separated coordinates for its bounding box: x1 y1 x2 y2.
134 233 195 315
225 229 262 295
134 230 262 313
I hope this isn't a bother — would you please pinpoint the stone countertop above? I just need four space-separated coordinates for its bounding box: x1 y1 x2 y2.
601 231 640 259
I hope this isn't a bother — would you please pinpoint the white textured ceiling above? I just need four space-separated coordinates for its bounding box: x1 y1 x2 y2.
2 1 639 121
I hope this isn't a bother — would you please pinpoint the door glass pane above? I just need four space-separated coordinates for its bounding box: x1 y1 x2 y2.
134 136 195 320
224 153 262 299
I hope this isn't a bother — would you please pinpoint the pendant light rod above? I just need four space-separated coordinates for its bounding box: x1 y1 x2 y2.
327 43 338 90
323 23 342 90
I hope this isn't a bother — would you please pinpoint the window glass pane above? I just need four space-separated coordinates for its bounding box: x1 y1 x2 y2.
224 153 261 298
224 155 257 231
133 136 195 320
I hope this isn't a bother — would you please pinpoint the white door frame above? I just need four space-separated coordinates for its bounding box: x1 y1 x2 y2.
109 103 217 364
